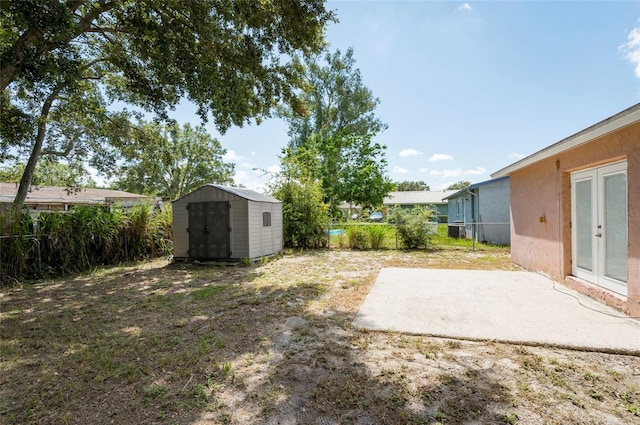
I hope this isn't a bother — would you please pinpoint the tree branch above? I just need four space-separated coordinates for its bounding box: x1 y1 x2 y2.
14 85 63 206
0 1 119 91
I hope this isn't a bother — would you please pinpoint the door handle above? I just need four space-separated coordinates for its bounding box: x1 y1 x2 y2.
595 232 602 237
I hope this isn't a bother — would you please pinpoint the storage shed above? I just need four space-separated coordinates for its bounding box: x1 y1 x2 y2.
172 185 283 261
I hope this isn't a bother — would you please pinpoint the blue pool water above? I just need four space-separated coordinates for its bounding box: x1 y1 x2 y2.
326 229 346 236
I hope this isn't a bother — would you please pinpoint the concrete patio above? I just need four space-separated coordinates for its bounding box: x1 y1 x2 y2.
353 268 640 355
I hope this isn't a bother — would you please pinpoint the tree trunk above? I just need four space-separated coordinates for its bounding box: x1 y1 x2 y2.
13 88 60 207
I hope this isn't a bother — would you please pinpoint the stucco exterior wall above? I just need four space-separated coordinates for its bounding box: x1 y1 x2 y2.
509 122 640 316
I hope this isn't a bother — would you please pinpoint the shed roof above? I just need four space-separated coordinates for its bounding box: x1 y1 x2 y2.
206 185 281 203
0 182 153 205
383 190 457 205
492 103 640 178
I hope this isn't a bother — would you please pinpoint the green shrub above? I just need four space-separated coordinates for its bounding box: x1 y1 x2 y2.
272 179 328 248
346 225 369 249
388 206 433 249
368 225 387 249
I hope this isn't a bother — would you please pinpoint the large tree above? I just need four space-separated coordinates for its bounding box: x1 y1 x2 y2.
114 122 234 200
394 180 430 191
447 181 472 191
0 1 334 207
280 47 391 210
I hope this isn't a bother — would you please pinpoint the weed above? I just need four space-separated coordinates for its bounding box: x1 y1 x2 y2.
562 393 585 408
590 389 604 401
446 340 462 349
191 285 228 300
144 384 169 399
241 257 252 266
501 412 519 424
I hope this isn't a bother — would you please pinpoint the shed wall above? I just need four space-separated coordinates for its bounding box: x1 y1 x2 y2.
172 186 250 259
229 200 249 259
509 122 640 316
172 186 282 260
247 201 283 259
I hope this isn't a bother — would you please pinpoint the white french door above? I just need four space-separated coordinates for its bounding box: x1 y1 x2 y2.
571 161 628 296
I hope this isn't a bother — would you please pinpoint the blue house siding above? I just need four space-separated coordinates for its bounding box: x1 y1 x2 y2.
444 177 510 245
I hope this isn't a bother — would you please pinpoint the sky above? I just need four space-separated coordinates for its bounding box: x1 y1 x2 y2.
171 0 640 193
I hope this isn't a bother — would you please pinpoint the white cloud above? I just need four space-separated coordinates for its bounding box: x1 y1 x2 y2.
223 150 244 161
418 167 429 173
232 169 268 192
508 152 525 160
620 25 640 78
457 3 473 13
393 166 409 174
429 167 486 178
399 148 423 157
267 165 281 174
428 153 454 162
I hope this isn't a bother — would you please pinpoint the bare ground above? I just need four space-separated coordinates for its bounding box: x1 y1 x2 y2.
1 248 639 424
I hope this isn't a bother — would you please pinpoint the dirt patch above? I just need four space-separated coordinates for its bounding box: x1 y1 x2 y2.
1 249 639 424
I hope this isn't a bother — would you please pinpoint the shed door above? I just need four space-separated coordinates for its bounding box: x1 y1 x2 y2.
571 161 627 296
188 201 230 258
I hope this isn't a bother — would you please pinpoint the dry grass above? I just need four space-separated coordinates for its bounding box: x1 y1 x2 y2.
1 248 639 424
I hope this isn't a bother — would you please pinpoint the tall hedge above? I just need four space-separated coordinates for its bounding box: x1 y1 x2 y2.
0 204 172 284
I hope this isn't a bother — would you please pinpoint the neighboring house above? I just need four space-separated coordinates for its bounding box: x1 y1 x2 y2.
492 103 639 317
443 176 510 245
383 190 457 223
172 184 283 261
0 183 160 218
337 202 363 219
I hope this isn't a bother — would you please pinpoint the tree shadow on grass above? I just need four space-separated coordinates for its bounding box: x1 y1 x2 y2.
2 252 527 424
0 258 323 424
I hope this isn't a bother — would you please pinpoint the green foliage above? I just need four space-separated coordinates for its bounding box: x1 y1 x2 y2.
271 178 328 248
367 225 387 249
1 1 334 205
446 181 472 191
0 204 173 284
113 122 234 199
280 47 392 210
346 225 369 250
283 47 387 147
389 206 433 249
394 180 430 191
0 160 97 187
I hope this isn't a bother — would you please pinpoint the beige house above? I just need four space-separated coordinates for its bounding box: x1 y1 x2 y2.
492 103 639 317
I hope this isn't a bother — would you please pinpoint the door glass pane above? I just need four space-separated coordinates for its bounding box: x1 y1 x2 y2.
575 180 592 271
604 173 627 282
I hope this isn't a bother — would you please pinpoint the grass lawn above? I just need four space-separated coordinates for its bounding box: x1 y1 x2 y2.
328 223 507 251
1 247 638 424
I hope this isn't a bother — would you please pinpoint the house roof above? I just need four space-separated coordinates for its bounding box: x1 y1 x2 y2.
208 185 281 203
383 190 458 205
492 103 640 178
0 182 153 205
442 176 510 200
